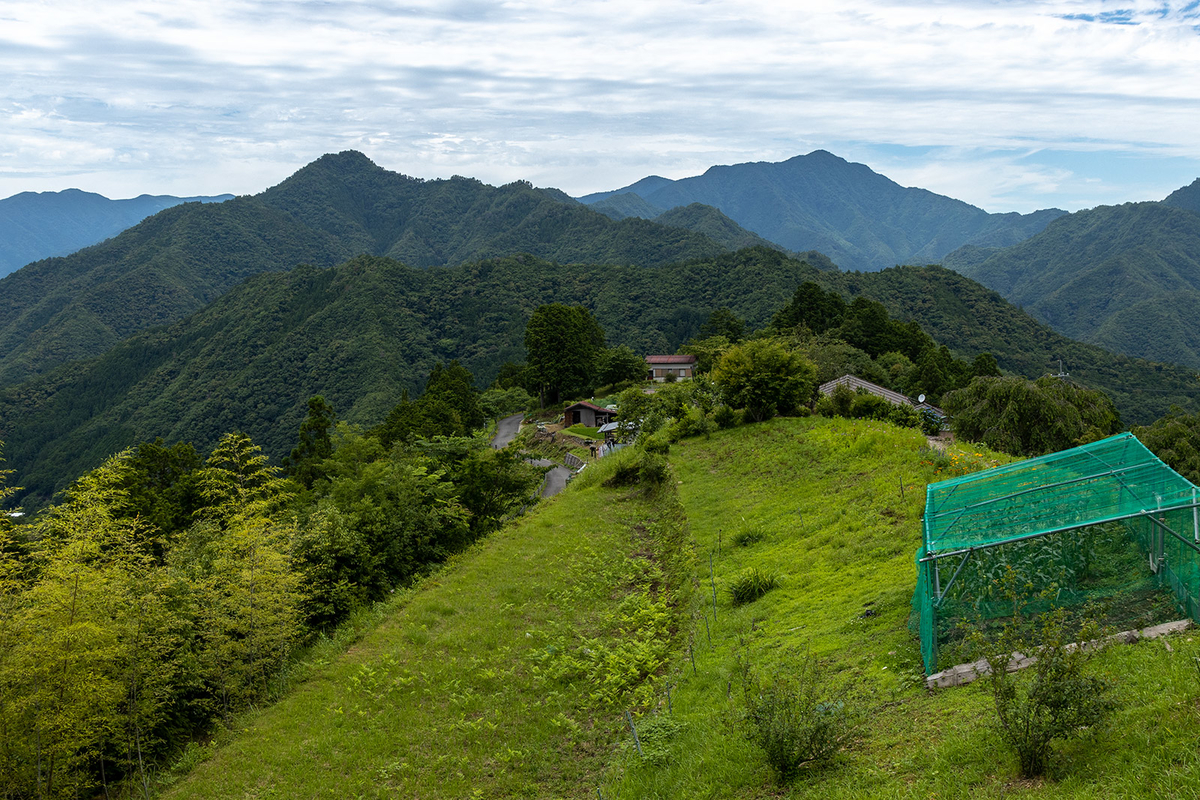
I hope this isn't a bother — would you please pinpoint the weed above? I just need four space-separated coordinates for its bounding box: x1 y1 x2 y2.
740 650 857 782
732 528 765 547
630 714 686 766
728 567 778 606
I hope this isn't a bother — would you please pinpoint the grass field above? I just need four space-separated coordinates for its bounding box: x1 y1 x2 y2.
606 417 1200 798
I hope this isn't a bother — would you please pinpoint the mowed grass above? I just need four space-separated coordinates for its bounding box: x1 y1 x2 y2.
161 454 689 799
607 417 1200 798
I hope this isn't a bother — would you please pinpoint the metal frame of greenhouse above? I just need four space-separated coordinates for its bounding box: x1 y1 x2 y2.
914 432 1200 675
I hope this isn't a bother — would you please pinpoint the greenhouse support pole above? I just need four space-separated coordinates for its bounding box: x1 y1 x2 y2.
1193 488 1197 543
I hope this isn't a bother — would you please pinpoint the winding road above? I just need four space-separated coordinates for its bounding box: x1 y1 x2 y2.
492 413 572 498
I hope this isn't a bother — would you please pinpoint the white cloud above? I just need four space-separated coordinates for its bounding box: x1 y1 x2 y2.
0 0 1198 208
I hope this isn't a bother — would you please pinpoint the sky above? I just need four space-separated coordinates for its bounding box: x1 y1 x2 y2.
2 0 1200 213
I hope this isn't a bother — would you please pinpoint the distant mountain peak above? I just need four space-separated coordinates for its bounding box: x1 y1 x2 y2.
1163 177 1200 215
580 150 1062 271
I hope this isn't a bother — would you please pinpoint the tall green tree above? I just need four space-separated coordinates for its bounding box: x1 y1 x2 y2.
712 340 819 422
284 396 336 489
524 304 606 405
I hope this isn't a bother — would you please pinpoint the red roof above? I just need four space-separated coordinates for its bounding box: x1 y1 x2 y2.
565 401 612 413
645 355 697 364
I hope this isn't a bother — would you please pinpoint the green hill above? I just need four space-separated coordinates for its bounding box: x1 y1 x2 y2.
944 201 1200 368
0 151 726 387
581 150 1066 271
6 247 1199 507
653 203 785 252
153 418 1200 798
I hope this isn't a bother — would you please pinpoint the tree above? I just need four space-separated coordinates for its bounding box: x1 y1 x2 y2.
942 376 1120 457
1133 407 1200 484
597 345 647 387
284 396 336 489
712 340 818 423
524 304 606 405
700 307 746 343
772 281 846 334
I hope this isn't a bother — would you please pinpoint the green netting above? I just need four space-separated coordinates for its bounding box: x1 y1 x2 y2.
913 433 1200 675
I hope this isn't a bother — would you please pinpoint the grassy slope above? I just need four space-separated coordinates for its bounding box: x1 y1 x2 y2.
611 417 1200 798
158 417 1200 798
161 455 689 799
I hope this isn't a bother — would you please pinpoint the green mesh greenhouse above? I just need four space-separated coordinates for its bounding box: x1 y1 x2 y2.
913 433 1200 675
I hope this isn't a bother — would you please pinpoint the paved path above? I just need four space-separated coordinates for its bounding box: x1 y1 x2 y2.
492 413 523 449
492 415 573 498
528 457 571 498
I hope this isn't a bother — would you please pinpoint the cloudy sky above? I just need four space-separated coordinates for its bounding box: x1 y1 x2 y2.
2 0 1199 212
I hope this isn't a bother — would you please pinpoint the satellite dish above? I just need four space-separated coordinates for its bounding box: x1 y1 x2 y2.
918 394 926 403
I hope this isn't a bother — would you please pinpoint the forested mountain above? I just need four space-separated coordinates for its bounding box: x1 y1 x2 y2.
651 204 783 252
0 248 819 504
943 200 1200 368
0 151 725 387
4 247 1197 507
579 150 1066 271
0 188 232 278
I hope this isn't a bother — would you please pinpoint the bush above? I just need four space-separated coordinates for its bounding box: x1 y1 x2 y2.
602 450 669 489
849 393 891 420
886 402 921 429
728 567 778 606
641 430 671 456
742 651 857 782
713 404 739 429
919 408 943 436
973 605 1116 778
667 406 711 440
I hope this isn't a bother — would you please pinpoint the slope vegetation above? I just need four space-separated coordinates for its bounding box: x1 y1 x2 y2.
155 418 1200 798
0 151 724 386
581 150 1065 271
945 201 1200 368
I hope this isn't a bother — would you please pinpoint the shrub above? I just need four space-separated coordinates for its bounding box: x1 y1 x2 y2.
972 605 1116 778
886 402 921 429
713 404 739 429
728 567 778 606
603 450 669 489
919 408 944 437
849 393 891 420
742 650 857 782
641 430 671 456
668 406 711 440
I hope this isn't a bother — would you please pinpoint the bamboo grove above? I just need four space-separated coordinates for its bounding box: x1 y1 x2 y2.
0 407 542 798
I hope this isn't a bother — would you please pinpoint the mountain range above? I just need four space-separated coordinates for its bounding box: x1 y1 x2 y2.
0 188 232 278
944 191 1200 369
580 150 1067 272
5 245 1198 507
0 151 755 387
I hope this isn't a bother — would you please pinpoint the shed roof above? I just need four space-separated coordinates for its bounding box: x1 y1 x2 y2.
922 433 1198 558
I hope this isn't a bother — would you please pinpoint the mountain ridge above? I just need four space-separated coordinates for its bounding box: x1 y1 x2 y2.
0 188 232 278
0 151 729 387
579 150 1066 271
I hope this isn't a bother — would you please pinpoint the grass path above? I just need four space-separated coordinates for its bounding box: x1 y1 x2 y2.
162 455 687 799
